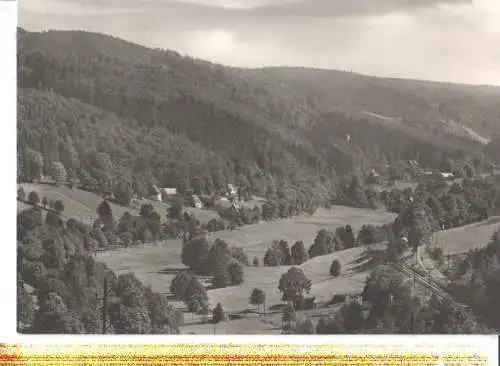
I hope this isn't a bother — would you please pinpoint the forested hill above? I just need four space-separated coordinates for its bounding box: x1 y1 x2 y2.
245 67 500 142
17 28 495 202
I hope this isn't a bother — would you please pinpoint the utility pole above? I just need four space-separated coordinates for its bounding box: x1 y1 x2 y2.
96 273 112 334
102 276 108 334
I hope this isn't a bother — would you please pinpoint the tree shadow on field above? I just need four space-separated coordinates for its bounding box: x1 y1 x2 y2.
348 258 379 274
156 267 187 275
475 216 500 228
345 252 379 274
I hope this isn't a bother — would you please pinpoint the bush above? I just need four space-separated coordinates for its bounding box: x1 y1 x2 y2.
46 212 64 227
54 200 65 213
303 297 316 310
230 247 249 266
330 294 347 305
206 218 226 232
228 261 244 285
28 191 40 206
252 256 260 267
330 260 341 277
263 247 281 266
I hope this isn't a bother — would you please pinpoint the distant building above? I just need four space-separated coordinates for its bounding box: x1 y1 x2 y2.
440 172 455 180
160 188 178 201
161 188 178 195
102 191 115 200
407 160 419 168
190 194 203 209
227 184 237 197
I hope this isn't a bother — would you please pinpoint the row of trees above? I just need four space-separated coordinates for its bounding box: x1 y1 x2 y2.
18 188 65 213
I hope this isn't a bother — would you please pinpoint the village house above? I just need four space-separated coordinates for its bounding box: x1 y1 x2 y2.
227 184 238 197
189 194 203 209
440 172 455 180
102 191 115 200
160 187 178 202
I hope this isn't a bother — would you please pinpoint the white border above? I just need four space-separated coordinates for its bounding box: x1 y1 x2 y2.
3 3 498 365
1 0 19 342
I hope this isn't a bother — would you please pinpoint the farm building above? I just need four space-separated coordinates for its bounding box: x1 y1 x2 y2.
102 191 115 200
189 194 203 209
440 172 455 180
160 188 178 201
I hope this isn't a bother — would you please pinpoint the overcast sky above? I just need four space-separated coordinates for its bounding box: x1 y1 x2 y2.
19 0 500 85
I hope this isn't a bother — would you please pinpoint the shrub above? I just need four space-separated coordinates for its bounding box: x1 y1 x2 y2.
28 191 40 206
330 260 341 277
230 247 249 266
54 200 65 213
263 247 281 266
330 294 347 305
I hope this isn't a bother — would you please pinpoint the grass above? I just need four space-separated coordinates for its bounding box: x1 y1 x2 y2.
97 205 396 330
206 206 397 260
207 246 374 313
18 184 397 333
431 216 500 256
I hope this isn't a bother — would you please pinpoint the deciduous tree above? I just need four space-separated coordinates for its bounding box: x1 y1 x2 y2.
278 267 311 303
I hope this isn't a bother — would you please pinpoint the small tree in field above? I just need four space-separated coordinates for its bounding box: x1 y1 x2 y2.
28 191 40 206
291 241 308 265
212 303 226 334
330 259 341 277
227 261 244 285
168 197 184 220
252 256 260 267
278 267 312 304
249 288 266 315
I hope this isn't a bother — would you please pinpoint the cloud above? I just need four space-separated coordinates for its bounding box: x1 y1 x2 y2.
248 0 472 17
18 0 500 85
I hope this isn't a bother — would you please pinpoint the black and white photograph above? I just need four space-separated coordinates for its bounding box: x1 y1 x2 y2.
15 0 500 335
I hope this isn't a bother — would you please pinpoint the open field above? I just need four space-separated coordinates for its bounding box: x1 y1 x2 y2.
98 241 371 334
97 205 395 329
206 207 397 260
207 246 373 313
17 184 221 225
431 216 500 255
